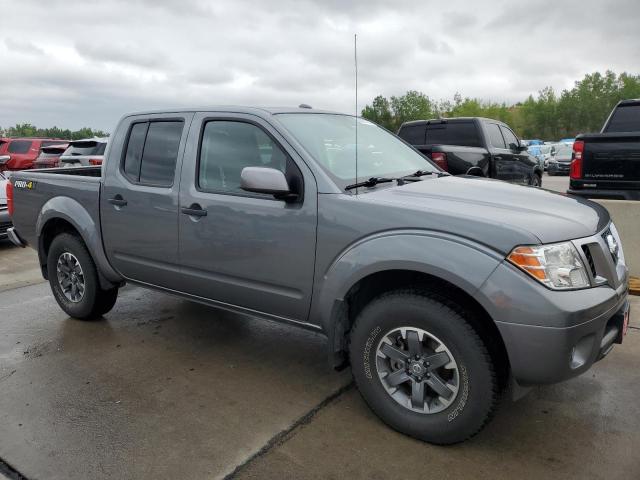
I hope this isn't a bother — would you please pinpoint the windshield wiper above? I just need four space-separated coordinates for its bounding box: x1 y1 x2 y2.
345 177 395 190
402 170 450 180
345 170 444 191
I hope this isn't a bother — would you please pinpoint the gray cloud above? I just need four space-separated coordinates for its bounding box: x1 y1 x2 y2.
0 0 639 131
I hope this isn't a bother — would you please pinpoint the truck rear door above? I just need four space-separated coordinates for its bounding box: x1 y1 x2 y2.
100 113 193 289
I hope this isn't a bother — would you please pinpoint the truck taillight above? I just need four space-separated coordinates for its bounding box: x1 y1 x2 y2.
88 158 103 166
570 140 584 179
431 152 448 171
6 180 13 216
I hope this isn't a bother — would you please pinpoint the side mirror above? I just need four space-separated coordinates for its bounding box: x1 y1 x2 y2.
516 144 528 152
240 167 294 200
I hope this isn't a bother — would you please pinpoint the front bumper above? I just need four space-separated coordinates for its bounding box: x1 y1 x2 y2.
478 232 629 386
548 162 570 175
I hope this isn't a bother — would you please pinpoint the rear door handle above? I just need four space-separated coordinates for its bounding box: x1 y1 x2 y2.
181 204 207 217
108 196 127 207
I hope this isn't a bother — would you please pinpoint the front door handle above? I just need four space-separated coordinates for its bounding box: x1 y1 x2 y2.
494 155 503 161
181 204 207 217
108 195 127 207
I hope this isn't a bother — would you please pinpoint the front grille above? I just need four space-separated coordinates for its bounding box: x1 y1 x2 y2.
582 245 597 277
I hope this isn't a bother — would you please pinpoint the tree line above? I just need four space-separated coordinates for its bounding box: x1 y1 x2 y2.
0 124 109 140
361 71 640 140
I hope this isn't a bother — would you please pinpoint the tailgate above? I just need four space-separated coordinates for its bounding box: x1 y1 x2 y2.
583 135 640 183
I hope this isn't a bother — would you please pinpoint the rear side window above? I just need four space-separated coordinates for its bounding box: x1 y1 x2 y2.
398 124 426 145
425 122 481 147
487 124 506 149
122 121 184 187
7 140 32 154
604 104 640 133
500 126 520 149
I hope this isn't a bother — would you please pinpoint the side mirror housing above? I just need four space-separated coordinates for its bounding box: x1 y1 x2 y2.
516 144 528 152
240 167 294 200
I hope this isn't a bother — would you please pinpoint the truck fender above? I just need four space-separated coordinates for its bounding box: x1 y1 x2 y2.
36 196 122 288
311 231 504 365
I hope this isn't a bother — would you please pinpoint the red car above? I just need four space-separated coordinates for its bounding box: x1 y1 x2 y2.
32 143 70 169
0 138 68 171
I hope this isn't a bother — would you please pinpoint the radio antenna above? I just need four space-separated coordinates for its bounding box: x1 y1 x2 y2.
354 33 358 195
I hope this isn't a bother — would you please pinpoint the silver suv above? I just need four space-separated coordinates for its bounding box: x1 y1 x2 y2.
59 137 108 167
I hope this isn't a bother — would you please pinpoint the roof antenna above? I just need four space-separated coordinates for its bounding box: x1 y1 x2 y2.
354 33 358 196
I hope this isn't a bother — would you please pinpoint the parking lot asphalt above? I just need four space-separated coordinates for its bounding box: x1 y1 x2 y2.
0 240 40 292
541 172 569 193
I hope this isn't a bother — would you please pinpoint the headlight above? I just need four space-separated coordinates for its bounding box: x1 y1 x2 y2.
507 242 590 290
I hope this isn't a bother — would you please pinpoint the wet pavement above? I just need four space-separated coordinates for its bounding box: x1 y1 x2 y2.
0 243 638 479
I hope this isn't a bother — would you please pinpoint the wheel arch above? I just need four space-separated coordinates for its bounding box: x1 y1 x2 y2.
327 268 510 390
36 196 122 288
313 232 508 385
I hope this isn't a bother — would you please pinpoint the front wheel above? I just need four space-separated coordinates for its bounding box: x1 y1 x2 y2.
47 233 118 320
349 290 498 444
530 173 542 187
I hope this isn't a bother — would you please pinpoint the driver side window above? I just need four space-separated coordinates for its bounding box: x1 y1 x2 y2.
198 120 298 197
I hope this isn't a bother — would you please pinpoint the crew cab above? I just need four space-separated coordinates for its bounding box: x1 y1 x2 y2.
0 138 68 171
6 107 629 445
397 117 543 186
569 99 640 200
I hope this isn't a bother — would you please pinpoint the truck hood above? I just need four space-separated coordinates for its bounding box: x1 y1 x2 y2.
362 175 610 253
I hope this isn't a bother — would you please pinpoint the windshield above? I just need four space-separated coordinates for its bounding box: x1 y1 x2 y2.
62 141 106 157
554 145 572 156
276 113 437 188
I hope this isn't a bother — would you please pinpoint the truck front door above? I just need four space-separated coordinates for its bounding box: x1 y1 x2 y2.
100 113 193 289
177 113 317 322
485 122 516 181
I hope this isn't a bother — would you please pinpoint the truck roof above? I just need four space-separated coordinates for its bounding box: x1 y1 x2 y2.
617 99 640 106
123 105 350 118
399 117 507 127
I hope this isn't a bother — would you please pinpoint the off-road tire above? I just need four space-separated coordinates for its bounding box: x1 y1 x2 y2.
349 289 498 445
47 233 118 320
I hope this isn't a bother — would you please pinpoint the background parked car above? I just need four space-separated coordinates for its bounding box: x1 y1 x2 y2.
0 171 10 239
33 143 69 169
397 117 543 186
0 138 67 171
59 137 108 167
547 143 573 175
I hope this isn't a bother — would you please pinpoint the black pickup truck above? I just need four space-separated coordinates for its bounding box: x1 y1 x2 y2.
568 99 640 200
397 117 542 186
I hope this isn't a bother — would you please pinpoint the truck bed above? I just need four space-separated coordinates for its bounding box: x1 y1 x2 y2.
569 132 640 200
9 166 103 249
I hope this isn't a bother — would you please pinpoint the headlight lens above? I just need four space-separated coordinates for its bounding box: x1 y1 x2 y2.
507 242 590 290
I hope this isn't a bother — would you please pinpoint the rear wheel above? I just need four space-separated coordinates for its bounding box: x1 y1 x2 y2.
47 233 118 320
349 290 498 444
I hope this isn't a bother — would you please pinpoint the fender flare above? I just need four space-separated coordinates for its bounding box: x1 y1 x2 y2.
36 196 122 287
310 231 504 365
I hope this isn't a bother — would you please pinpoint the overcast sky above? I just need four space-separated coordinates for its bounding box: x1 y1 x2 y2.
1 0 639 131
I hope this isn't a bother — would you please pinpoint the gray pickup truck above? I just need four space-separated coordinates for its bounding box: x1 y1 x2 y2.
6 107 630 444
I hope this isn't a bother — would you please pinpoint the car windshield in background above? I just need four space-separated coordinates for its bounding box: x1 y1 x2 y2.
63 141 106 156
554 145 573 157
7 140 31 154
276 114 437 188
